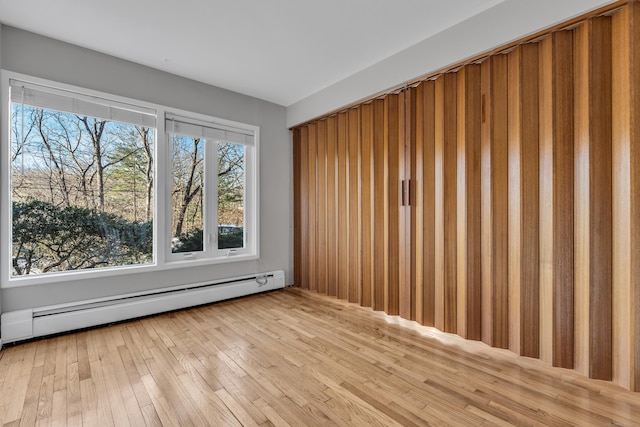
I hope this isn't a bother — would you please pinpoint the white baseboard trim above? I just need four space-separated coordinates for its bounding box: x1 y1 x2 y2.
1 270 285 344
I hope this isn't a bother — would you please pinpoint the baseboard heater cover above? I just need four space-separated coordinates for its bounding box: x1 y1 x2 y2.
1 270 285 344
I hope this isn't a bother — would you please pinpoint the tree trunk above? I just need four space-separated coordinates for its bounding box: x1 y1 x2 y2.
80 117 107 211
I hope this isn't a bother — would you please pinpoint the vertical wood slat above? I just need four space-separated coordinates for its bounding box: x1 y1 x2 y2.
480 59 494 346
633 3 640 392
612 2 640 391
326 117 338 297
574 16 613 380
491 55 509 350
457 70 468 340
361 103 374 308
539 34 553 366
554 31 575 369
292 128 302 287
508 44 540 357
410 85 424 323
574 21 589 376
386 94 402 316
456 65 482 341
316 121 328 294
434 76 446 331
520 43 540 359
539 30 575 369
337 113 349 300
401 90 412 321
540 31 574 368
372 99 388 311
632 1 640 392
588 16 613 382
443 73 458 334
508 47 522 355
348 108 361 304
481 54 510 349
612 6 631 392
307 124 318 292
299 126 310 289
422 82 437 327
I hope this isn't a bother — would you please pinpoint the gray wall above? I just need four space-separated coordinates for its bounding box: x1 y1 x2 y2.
287 0 616 127
1 25 292 312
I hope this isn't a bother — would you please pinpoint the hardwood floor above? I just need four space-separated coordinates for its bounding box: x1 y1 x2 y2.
1 288 639 426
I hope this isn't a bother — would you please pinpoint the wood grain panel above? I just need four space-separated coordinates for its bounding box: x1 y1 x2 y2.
612 3 640 391
293 128 301 287
574 21 590 377
587 16 613 383
360 103 374 308
508 44 540 357
337 112 349 300
539 30 575 369
386 94 402 316
372 99 388 311
434 76 446 331
401 90 412 321
299 126 309 289
422 81 437 327
307 123 318 292
553 31 575 368
519 43 540 359
410 85 424 323
508 47 523 356
575 17 613 381
480 59 494 346
632 2 640 392
316 120 328 294
326 116 338 297
538 35 553 366
457 69 469 340
491 55 509 350
348 108 361 304
443 73 458 335
457 65 482 341
553 31 575 370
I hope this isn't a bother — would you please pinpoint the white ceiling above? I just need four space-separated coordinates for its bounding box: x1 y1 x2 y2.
0 0 503 106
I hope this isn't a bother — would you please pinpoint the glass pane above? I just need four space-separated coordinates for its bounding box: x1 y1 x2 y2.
217 142 245 250
171 135 204 253
11 104 154 276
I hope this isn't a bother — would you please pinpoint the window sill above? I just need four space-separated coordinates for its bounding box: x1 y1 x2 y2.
2 252 259 289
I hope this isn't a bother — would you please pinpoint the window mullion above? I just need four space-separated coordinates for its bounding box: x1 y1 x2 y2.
207 140 220 256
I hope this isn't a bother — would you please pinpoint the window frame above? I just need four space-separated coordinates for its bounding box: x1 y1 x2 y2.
165 112 257 262
1 70 260 288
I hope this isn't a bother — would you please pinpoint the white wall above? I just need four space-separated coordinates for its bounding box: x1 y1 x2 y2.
287 0 616 127
0 25 292 312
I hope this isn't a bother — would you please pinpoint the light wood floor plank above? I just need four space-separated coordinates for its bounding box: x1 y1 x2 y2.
2 288 640 426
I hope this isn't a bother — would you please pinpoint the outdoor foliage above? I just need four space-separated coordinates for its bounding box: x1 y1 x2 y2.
172 228 203 253
218 227 244 249
171 226 244 253
12 200 152 275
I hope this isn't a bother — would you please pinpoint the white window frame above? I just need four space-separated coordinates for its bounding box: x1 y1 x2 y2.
165 112 258 262
0 71 260 288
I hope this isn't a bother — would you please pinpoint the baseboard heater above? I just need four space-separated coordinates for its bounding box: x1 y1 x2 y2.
1 270 285 344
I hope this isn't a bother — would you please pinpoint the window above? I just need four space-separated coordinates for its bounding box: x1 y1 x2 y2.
9 80 156 277
2 73 259 286
167 114 255 260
